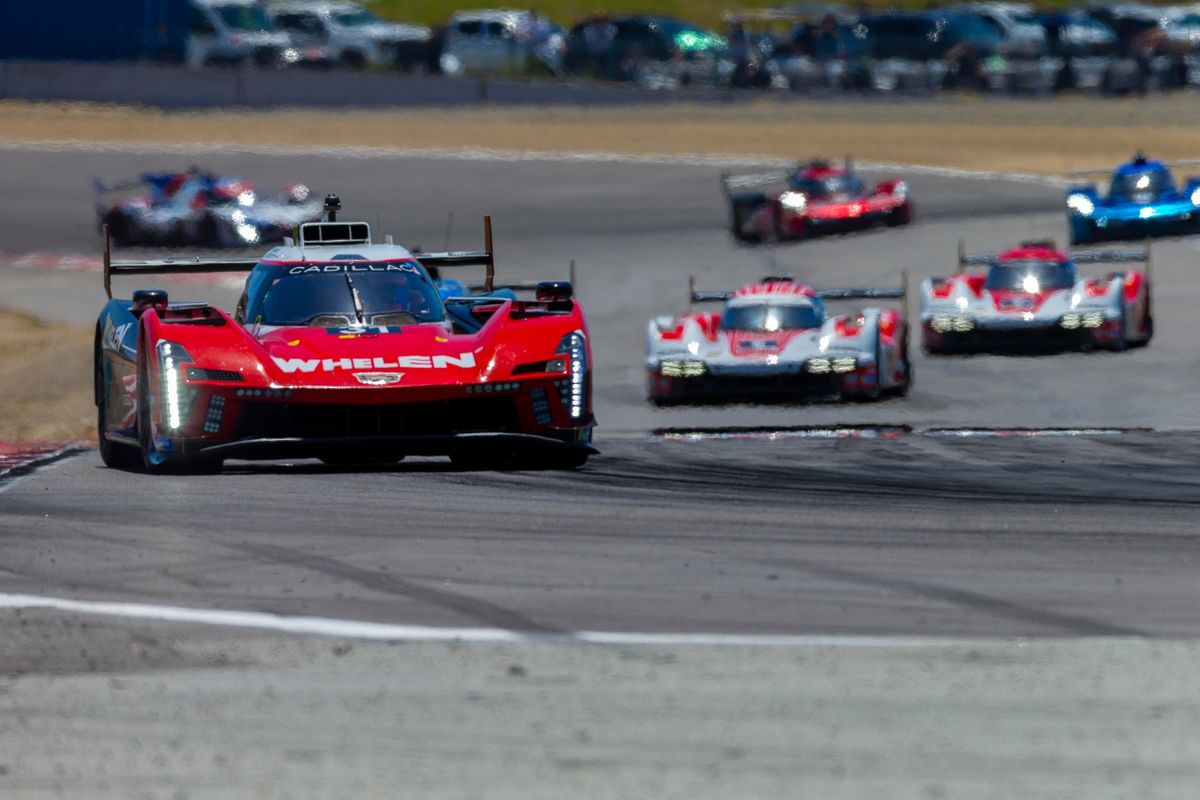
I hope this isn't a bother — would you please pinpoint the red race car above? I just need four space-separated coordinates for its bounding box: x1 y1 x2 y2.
722 159 913 243
94 196 595 473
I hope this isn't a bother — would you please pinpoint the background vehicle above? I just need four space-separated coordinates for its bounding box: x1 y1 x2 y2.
269 2 432 69
646 275 910 405
187 0 290 67
565 15 725 86
95 168 322 248
920 239 1153 352
857 11 1002 89
1065 153 1200 243
439 9 566 75
722 159 912 243
95 204 595 473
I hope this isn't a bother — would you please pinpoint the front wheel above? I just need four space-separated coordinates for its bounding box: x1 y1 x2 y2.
97 389 140 469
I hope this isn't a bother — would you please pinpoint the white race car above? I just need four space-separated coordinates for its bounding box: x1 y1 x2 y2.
646 276 912 405
920 239 1153 353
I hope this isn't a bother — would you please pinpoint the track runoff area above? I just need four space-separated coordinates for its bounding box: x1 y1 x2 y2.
0 141 1198 798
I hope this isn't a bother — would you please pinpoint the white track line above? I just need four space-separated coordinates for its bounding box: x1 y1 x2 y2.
0 445 88 494
0 138 1070 187
0 591 963 647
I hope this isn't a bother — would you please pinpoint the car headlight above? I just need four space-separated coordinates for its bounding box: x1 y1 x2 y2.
951 315 975 332
892 181 908 200
557 331 588 419
779 191 807 212
1081 311 1104 328
156 341 195 431
659 360 707 378
805 358 831 374
1066 193 1095 216
1191 186 1200 206
831 357 857 373
1060 313 1081 330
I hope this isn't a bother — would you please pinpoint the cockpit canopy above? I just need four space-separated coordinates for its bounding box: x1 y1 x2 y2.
721 302 824 332
240 260 447 327
1109 165 1174 202
985 259 1077 293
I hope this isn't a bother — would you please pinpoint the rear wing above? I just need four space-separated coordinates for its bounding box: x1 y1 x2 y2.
720 170 788 197
956 239 1152 277
412 215 496 293
721 158 855 197
102 225 257 299
688 274 907 305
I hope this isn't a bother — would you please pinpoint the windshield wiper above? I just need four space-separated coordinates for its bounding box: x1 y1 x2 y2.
344 274 365 325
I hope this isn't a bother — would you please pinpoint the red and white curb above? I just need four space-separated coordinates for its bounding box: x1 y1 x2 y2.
0 443 89 491
0 250 244 289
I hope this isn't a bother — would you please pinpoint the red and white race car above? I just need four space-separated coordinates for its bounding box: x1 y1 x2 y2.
646 276 912 405
94 196 595 472
919 239 1153 353
721 159 913 243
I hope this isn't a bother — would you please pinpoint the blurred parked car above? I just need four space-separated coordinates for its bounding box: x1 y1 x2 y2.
269 2 431 69
852 12 1000 90
439 10 566 75
565 16 725 87
187 0 290 67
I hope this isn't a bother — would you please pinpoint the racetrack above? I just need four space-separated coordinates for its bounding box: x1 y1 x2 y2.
1 145 1199 798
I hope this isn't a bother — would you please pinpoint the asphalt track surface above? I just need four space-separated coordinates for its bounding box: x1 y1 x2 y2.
1 147 1199 798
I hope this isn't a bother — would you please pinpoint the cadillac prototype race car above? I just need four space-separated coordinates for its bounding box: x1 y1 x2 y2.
1065 152 1200 244
94 196 595 473
721 159 913 244
646 275 911 405
920 239 1153 354
95 167 323 248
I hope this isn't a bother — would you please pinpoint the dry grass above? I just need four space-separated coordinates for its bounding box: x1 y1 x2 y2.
2 97 1200 176
0 309 95 442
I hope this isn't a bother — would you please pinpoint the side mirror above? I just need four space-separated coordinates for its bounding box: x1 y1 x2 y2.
131 289 168 316
536 281 573 302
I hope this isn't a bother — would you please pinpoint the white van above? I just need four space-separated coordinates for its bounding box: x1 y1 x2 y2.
187 0 291 67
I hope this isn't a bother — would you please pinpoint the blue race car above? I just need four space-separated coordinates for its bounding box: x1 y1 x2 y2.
1065 153 1200 245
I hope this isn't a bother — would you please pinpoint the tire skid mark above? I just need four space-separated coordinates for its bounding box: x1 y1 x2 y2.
231 541 563 634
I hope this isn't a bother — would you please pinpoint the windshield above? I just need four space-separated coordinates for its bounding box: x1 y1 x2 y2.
216 4 271 31
333 9 379 26
985 261 1075 292
721 303 822 332
248 263 446 327
1110 169 1174 200
789 173 864 197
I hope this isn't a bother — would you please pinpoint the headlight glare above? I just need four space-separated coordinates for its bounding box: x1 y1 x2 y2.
1191 186 1200 206
556 331 588 419
1067 193 1095 216
780 191 808 212
156 341 195 431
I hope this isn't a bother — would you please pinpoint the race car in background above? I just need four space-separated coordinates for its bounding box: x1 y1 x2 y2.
646 275 911 405
94 197 595 473
1065 153 1200 244
920 239 1153 353
721 159 913 244
94 167 323 248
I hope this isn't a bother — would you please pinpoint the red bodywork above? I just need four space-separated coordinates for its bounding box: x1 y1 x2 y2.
728 162 914 242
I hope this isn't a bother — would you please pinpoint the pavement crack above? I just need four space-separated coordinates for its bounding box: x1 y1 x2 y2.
231 542 562 634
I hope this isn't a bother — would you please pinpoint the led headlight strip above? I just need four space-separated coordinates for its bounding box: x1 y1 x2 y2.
557 331 588 420
156 341 194 431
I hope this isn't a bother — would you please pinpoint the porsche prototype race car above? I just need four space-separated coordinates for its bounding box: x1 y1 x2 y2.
1065 153 1200 245
95 167 323 248
94 196 595 473
645 275 911 405
721 159 913 244
920 239 1153 354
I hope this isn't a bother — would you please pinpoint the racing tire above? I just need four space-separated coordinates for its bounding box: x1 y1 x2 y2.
197 214 221 248
1131 314 1154 347
886 203 912 227
103 210 132 247
886 331 913 397
96 386 141 470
